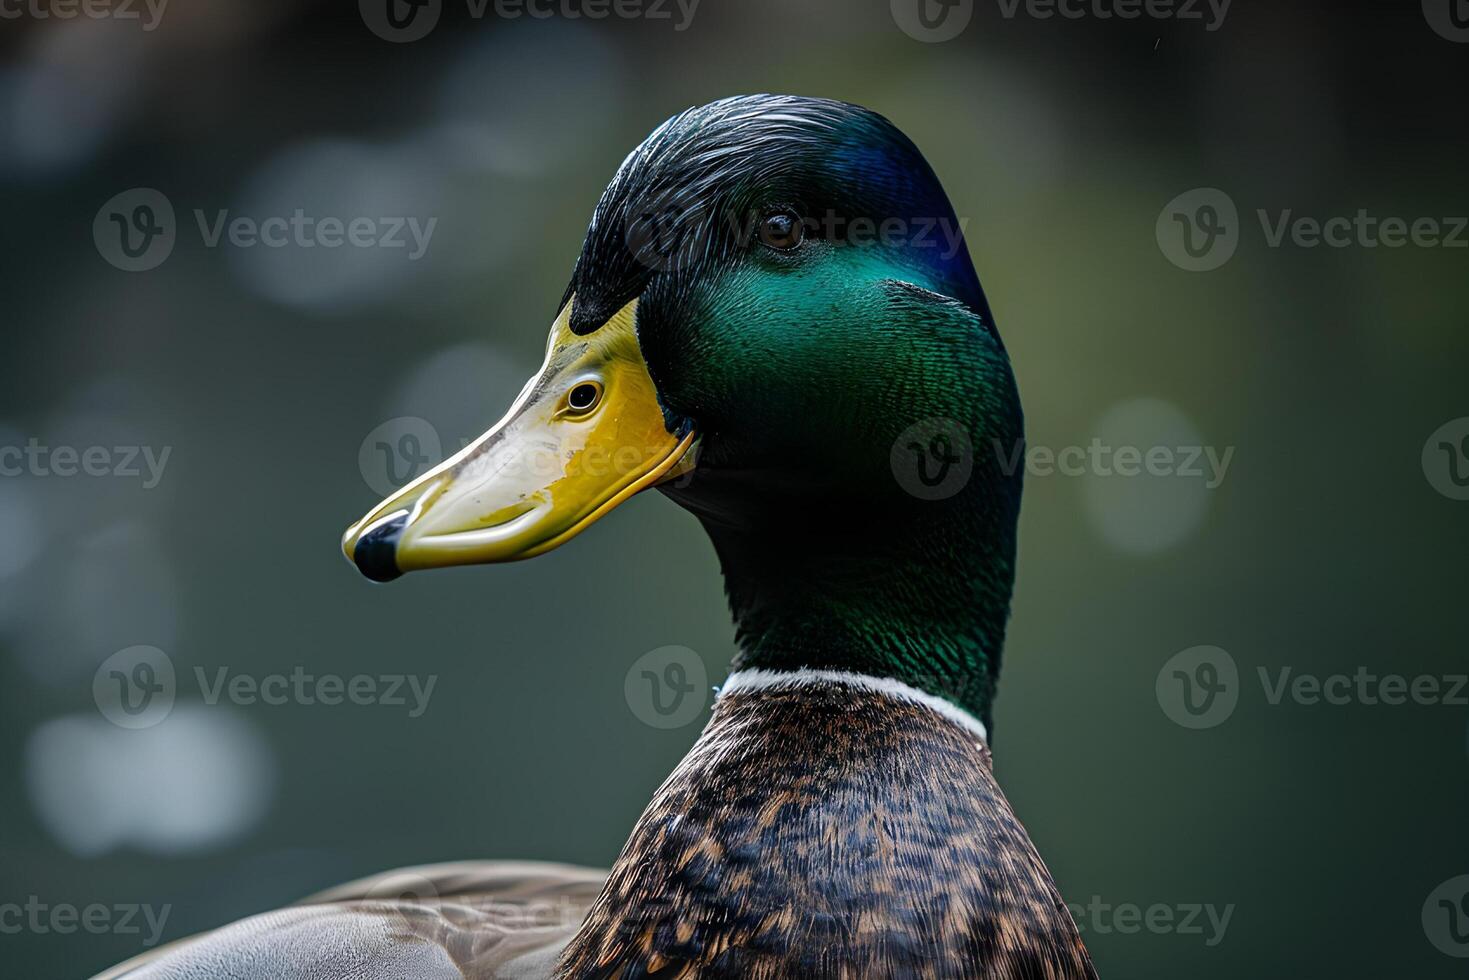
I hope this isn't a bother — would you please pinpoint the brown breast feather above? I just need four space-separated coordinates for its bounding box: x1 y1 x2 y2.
558 681 1095 980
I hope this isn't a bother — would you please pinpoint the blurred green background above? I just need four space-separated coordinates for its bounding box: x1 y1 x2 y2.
1 0 1466 976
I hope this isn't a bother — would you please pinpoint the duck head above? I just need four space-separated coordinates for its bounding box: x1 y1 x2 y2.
343 95 1023 730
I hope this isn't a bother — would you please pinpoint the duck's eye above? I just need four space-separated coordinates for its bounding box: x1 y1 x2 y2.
758 210 805 251
566 381 602 415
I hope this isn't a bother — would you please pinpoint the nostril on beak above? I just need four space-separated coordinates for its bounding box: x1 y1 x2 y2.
352 511 408 583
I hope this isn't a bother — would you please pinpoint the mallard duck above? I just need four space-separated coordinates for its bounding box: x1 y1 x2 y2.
98 95 1095 980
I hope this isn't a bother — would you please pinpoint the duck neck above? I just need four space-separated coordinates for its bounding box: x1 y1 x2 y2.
695 489 1017 735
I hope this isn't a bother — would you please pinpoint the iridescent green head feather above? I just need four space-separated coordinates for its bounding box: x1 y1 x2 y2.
344 94 1023 731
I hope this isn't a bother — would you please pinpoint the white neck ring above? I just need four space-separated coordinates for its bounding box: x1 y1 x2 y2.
717 668 989 743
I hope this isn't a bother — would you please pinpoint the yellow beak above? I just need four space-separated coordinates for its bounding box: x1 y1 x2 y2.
342 298 696 581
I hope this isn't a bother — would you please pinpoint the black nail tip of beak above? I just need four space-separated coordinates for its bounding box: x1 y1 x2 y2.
354 513 407 583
